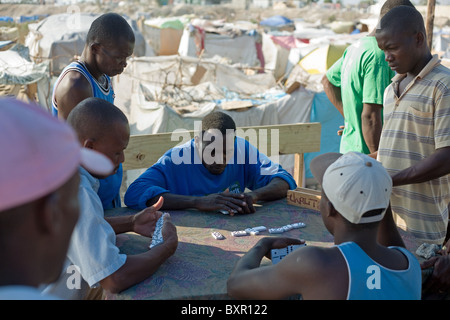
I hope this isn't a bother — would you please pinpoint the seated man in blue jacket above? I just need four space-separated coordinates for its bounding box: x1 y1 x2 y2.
125 111 297 215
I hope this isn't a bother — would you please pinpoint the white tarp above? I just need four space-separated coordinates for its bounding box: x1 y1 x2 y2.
0 44 51 109
25 13 98 75
114 55 286 135
178 26 260 67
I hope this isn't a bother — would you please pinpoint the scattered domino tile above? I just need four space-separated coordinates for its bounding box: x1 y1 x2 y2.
211 231 225 240
231 230 249 237
292 222 306 228
229 223 305 237
268 228 284 234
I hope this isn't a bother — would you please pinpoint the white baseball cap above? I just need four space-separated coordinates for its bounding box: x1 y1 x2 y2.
310 152 392 224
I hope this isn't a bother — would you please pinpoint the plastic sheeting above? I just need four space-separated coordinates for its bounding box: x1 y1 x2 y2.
0 44 51 109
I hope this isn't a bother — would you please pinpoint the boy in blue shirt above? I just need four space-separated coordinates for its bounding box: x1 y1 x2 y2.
124 111 297 214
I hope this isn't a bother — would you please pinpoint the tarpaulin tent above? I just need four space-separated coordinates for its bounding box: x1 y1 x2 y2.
143 17 186 56
0 44 50 108
298 43 348 74
178 20 262 68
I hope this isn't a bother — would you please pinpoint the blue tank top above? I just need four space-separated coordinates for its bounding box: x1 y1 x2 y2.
52 61 121 210
52 61 114 116
337 242 421 300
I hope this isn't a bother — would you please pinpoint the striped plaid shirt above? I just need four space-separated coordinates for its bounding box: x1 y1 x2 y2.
378 55 450 244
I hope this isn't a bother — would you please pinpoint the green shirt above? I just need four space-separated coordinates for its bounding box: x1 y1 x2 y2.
326 36 395 154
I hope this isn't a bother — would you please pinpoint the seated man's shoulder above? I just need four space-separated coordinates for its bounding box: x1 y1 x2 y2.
290 245 345 275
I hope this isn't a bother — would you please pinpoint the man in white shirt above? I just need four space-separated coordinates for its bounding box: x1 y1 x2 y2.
42 97 178 299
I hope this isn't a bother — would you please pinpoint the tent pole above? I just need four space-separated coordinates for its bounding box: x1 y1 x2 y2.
426 0 436 50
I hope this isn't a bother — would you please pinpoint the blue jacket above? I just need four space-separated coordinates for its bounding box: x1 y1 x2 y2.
124 137 297 210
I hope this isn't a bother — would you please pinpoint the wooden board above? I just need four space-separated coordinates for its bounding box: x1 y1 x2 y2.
287 187 321 211
124 122 321 170
123 122 321 187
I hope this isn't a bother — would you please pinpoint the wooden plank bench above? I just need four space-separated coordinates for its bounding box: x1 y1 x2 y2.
123 122 322 207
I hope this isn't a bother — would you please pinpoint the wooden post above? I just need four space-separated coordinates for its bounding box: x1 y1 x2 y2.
426 0 436 50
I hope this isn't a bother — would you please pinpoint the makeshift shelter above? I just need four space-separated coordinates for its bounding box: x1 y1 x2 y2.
25 13 97 75
0 26 19 43
142 17 186 56
260 15 295 32
434 30 450 58
177 19 262 68
0 44 50 108
298 43 348 74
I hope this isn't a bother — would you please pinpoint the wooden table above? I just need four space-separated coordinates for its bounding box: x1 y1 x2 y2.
104 198 421 300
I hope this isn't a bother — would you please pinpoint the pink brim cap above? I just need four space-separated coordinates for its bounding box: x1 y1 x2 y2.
0 97 114 212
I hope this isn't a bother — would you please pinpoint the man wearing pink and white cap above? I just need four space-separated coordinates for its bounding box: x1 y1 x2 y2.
0 97 113 299
228 152 421 299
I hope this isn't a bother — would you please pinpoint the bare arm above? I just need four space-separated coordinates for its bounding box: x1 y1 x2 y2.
391 146 450 187
100 214 178 294
246 177 290 203
146 192 249 215
54 70 92 120
321 75 344 117
107 197 165 236
227 237 305 299
361 103 383 154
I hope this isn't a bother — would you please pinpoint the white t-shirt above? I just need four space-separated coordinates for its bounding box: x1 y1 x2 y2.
41 167 127 299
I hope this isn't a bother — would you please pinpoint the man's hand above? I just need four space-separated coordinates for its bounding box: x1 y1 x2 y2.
258 237 306 260
132 196 164 237
421 248 450 295
161 213 178 252
195 191 254 215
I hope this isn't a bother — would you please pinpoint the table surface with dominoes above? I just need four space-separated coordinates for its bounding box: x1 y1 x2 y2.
104 197 420 300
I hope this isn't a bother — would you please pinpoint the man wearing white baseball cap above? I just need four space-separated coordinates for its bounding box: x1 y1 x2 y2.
228 151 421 299
0 97 113 299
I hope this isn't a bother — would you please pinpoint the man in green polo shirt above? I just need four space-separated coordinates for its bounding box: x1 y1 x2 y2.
322 0 413 155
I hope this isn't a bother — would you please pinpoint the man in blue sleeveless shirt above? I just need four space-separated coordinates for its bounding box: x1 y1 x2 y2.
227 152 421 299
52 13 135 209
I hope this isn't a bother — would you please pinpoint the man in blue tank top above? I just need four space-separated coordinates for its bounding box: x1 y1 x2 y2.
52 13 135 209
227 151 422 300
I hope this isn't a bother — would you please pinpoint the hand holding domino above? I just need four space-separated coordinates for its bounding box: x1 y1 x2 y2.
149 212 169 248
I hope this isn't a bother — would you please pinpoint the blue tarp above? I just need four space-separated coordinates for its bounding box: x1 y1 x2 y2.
260 15 293 27
0 40 13 49
18 15 48 23
304 92 343 179
0 16 14 23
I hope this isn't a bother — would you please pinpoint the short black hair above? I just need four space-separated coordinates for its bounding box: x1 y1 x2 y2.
378 6 426 35
202 111 236 135
86 13 135 46
379 0 414 17
67 97 128 141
